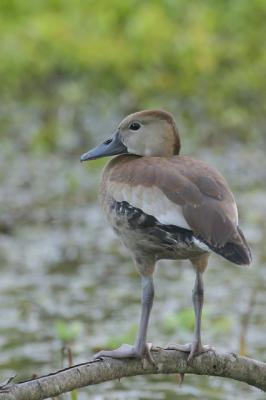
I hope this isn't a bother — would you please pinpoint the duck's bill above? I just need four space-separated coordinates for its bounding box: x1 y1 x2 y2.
80 132 128 162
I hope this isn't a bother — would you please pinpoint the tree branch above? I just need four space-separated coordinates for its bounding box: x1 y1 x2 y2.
1 347 265 399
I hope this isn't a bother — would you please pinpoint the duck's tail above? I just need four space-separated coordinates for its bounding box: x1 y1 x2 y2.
209 226 252 266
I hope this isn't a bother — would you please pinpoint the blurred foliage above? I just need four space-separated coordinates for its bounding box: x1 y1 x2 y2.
71 390 78 400
0 0 266 151
163 308 196 334
99 324 138 350
55 320 82 343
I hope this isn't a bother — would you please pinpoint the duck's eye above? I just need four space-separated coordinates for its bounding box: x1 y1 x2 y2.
129 122 141 131
103 138 112 145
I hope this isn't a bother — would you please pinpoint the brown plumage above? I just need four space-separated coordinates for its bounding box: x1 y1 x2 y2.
101 154 250 265
81 109 251 362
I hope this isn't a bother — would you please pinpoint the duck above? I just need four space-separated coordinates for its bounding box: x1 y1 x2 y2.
81 109 251 362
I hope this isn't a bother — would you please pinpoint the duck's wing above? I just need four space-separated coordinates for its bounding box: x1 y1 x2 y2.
163 156 239 248
105 155 251 264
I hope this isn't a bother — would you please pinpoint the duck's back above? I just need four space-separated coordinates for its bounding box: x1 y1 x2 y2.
100 154 251 265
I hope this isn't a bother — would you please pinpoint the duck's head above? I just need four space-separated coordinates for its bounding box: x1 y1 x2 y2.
80 109 180 162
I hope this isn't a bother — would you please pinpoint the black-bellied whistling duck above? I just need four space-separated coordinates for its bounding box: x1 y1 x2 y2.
81 110 251 362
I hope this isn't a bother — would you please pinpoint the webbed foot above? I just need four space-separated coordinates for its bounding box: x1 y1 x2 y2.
93 342 154 365
165 342 213 361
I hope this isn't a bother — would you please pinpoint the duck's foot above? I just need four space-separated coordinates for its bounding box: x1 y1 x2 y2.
165 342 213 362
93 342 155 365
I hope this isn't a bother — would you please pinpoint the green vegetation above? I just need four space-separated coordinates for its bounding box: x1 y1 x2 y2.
0 0 265 150
54 320 82 344
163 308 195 334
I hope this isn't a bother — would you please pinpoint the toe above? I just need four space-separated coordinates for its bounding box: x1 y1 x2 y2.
165 343 192 352
93 344 144 361
164 342 214 361
188 343 213 362
144 342 155 366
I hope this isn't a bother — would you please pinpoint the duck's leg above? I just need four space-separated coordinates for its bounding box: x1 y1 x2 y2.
166 254 212 360
187 268 207 360
93 272 154 361
134 274 154 356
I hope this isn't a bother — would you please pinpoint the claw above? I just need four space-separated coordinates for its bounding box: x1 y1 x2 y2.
187 344 214 362
143 342 155 367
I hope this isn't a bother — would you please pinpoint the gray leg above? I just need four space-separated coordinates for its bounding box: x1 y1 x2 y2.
93 275 154 361
134 275 154 355
166 268 212 360
189 269 204 360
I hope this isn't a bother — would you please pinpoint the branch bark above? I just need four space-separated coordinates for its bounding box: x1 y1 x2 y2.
1 348 265 400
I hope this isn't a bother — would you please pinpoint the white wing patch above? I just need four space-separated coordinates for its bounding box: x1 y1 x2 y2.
192 237 210 252
232 202 239 225
109 183 191 230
